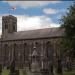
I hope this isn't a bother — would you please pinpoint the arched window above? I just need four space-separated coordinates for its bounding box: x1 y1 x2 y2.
46 41 52 59
46 41 54 73
35 42 40 61
5 24 8 29
13 25 15 30
4 44 8 66
24 43 27 62
31 43 34 55
13 43 16 61
35 42 38 45
24 43 29 60
13 43 18 61
34 42 42 60
35 42 39 55
23 43 30 68
4 20 8 29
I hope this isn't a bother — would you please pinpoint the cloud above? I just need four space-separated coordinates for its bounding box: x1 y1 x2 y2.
43 8 67 15
14 15 60 31
4 1 61 8
43 8 58 14
15 15 51 31
50 23 60 27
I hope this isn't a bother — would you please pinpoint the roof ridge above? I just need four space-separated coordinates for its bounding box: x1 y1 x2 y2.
14 27 59 33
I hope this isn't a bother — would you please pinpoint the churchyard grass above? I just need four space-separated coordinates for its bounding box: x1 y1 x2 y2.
1 69 75 75
56 69 75 75
2 69 10 75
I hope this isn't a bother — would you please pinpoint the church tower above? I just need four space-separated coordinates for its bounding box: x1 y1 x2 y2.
2 15 17 38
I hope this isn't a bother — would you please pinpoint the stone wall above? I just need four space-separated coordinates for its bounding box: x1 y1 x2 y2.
0 37 62 70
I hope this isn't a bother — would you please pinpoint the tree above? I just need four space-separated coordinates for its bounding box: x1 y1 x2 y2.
60 2 75 57
60 2 75 71
60 2 75 39
60 38 73 71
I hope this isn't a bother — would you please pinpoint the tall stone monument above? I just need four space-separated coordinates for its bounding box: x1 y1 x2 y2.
31 46 41 75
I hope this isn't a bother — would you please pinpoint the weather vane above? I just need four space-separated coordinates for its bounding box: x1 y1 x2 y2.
9 6 16 15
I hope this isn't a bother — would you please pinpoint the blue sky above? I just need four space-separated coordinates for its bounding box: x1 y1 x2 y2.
0 1 74 34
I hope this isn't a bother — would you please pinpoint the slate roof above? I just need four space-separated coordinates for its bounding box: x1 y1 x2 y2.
2 27 64 41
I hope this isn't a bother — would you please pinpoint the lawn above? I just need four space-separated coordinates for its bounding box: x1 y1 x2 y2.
1 69 75 75
55 69 75 75
63 70 75 75
2 69 10 75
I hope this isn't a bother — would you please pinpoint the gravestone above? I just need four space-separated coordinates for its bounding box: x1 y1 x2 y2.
9 60 19 75
31 48 41 75
15 70 19 75
57 58 62 74
40 68 49 75
0 64 2 75
10 60 15 73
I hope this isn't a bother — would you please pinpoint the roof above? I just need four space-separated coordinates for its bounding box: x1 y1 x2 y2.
2 27 64 41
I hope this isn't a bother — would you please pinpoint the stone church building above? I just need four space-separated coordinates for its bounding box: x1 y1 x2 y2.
0 15 64 71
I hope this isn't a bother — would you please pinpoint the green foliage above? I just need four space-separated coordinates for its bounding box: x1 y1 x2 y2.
60 2 75 57
60 2 75 38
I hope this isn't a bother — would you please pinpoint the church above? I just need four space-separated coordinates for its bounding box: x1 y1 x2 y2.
0 15 64 71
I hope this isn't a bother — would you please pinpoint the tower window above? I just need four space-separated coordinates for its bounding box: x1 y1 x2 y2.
5 24 8 29
13 25 15 30
4 20 8 29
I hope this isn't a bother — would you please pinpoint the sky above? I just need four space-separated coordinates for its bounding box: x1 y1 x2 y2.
0 1 74 34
